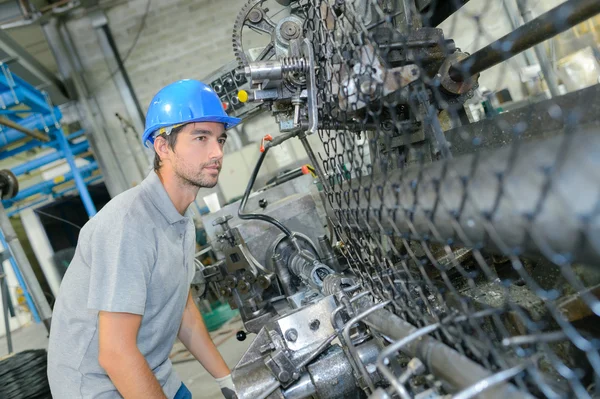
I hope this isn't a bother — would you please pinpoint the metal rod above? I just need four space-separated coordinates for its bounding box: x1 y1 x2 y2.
449 0 600 81
341 300 392 394
0 116 50 142
363 308 534 399
515 0 561 97
256 380 281 399
11 139 89 176
377 322 441 398
0 260 13 354
54 128 97 218
0 203 51 328
331 126 600 266
99 24 146 128
453 361 533 399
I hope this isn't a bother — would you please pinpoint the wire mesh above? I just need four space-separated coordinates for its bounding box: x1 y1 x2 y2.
299 0 600 397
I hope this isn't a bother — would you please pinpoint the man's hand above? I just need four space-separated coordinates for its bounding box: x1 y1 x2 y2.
178 292 231 378
216 374 238 399
98 311 167 399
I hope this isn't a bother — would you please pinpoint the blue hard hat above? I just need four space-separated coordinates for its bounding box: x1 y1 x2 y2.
142 79 241 147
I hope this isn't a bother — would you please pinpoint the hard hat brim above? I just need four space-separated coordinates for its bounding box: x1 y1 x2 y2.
143 115 242 148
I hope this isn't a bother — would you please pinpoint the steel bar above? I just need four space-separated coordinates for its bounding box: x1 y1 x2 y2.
0 203 52 329
448 0 600 81
330 127 600 266
0 231 39 324
0 116 50 142
515 0 560 97
0 258 13 354
11 140 89 176
54 128 97 217
0 110 60 146
363 307 534 399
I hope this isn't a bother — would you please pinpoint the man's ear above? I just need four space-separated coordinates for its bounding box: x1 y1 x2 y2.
154 136 170 163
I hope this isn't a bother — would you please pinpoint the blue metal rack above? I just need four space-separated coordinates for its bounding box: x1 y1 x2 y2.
0 63 100 218
0 63 104 327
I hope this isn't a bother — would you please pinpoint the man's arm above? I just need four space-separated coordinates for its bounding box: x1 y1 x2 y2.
98 311 167 399
178 292 230 378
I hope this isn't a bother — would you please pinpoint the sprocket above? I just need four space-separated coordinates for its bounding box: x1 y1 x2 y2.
232 0 277 68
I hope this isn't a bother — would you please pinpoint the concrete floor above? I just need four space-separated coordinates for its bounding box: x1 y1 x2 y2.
0 318 253 398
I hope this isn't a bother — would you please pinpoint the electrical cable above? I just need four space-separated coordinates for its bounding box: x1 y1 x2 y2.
238 147 293 237
0 349 50 399
91 0 152 93
33 209 81 230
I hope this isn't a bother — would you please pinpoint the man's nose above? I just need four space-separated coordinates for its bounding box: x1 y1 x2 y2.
208 139 224 161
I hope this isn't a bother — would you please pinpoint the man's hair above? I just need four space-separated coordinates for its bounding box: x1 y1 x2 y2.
153 124 187 171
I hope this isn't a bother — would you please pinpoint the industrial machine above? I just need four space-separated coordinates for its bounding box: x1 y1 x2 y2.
197 0 600 398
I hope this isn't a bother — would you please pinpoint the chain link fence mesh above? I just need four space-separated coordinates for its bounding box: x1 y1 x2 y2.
297 0 600 397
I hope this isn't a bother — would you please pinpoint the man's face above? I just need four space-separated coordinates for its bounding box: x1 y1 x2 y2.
168 122 227 188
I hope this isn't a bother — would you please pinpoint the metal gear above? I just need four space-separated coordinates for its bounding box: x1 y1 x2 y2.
232 0 277 68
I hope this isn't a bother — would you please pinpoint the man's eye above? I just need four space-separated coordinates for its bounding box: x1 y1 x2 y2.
196 136 206 141
218 139 227 145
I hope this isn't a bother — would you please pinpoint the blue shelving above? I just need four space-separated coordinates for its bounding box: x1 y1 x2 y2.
0 63 100 217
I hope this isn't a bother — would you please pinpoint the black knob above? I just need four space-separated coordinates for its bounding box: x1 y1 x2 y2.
236 330 247 341
212 215 233 226
259 198 268 209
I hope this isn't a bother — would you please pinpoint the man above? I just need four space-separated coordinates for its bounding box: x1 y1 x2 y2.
47 79 241 399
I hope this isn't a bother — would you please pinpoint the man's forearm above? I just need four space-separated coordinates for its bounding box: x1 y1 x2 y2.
178 294 230 378
100 347 166 399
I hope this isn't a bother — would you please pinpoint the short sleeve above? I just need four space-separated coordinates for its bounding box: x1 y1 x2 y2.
86 220 156 315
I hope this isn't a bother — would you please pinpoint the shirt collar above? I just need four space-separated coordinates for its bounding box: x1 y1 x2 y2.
142 170 193 225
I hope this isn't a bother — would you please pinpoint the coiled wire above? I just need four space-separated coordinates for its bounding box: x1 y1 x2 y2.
0 349 50 398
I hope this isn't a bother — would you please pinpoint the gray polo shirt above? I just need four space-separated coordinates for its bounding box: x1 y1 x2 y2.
47 171 196 398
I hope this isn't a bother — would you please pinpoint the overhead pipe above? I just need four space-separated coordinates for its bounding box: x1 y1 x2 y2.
10 139 89 176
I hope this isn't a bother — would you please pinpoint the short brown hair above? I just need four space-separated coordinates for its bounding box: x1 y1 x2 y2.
153 124 187 171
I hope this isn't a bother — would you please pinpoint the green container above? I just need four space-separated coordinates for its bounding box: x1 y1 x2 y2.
202 302 239 332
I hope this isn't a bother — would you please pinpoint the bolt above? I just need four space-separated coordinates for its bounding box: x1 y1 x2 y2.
309 319 320 331
248 9 262 23
257 275 271 289
259 198 268 208
285 328 298 342
278 370 291 382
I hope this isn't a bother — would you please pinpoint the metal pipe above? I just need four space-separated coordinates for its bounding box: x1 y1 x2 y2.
448 0 600 81
54 128 97 217
54 19 130 196
453 361 533 399
363 308 534 399
0 116 50 142
0 260 13 354
0 110 60 146
0 230 39 324
515 0 561 97
282 373 316 399
331 126 600 266
0 203 51 328
11 139 89 176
